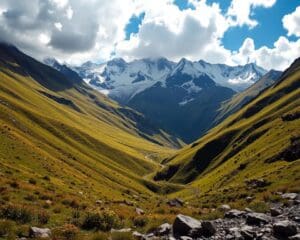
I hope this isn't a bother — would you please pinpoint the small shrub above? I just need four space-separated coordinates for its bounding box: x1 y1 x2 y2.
28 178 37 185
37 210 50 224
82 210 122 231
0 205 34 224
53 207 62 214
249 201 269 213
24 194 37 202
53 224 79 240
0 220 16 238
70 199 80 209
90 232 108 240
111 231 133 240
200 210 224 220
9 181 19 188
133 216 149 228
43 176 50 181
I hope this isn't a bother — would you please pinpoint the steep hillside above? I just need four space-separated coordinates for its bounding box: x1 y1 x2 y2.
0 43 185 222
215 70 282 124
154 58 300 205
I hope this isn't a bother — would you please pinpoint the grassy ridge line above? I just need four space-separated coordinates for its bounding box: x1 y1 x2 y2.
0 52 181 204
158 61 300 205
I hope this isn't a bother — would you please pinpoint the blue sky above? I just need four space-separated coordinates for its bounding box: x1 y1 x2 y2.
1 0 299 70
125 0 300 51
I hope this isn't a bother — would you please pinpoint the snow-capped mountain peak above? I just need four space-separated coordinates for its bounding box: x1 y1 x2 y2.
71 57 267 102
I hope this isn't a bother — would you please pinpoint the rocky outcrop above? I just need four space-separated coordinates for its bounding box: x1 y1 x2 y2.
29 227 51 238
132 192 300 240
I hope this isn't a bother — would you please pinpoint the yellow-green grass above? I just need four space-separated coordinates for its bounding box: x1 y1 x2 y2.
159 63 300 206
0 56 186 229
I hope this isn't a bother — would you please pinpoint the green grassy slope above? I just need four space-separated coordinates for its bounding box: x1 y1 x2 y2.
214 70 282 125
155 58 300 205
0 43 186 216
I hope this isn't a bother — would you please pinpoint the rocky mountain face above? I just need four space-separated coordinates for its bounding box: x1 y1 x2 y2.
73 57 266 103
131 192 300 240
68 57 267 143
214 69 282 124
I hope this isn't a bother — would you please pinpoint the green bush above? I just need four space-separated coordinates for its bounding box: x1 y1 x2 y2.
111 231 133 240
90 232 108 240
37 210 50 224
133 216 149 228
28 178 37 185
0 205 34 224
82 210 122 231
0 220 16 238
52 224 79 240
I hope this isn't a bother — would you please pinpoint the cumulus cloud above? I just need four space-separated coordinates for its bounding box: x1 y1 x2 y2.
227 0 276 28
0 0 137 64
283 6 300 37
232 36 300 70
0 0 298 71
116 0 230 63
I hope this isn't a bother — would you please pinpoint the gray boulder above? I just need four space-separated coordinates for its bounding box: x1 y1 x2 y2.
246 212 271 225
225 209 245 218
270 207 282 217
273 220 297 237
29 227 51 238
155 223 172 236
201 221 216 237
173 214 201 237
282 193 298 200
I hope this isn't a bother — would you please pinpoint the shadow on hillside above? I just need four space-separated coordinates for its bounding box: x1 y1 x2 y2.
0 43 79 92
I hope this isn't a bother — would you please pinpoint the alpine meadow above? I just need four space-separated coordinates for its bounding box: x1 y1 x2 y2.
0 0 299 239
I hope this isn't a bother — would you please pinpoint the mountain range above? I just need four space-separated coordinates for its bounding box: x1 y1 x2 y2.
52 58 266 143
0 42 299 239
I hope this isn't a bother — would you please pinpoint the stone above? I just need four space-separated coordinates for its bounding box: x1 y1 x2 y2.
201 221 216 237
135 207 145 215
241 225 255 240
179 237 193 240
95 200 102 205
220 204 231 212
111 228 131 233
246 196 254 202
228 227 242 239
289 234 300 240
133 231 144 240
173 214 201 237
282 193 298 200
167 198 184 207
45 200 52 205
273 220 297 237
270 207 281 217
246 212 271 225
29 227 51 238
155 223 172 236
245 207 253 213
246 178 270 188
225 209 245 218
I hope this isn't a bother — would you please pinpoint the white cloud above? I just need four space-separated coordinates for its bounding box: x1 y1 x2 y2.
0 0 298 71
282 6 300 37
227 0 276 28
116 0 230 63
232 36 300 70
54 22 62 31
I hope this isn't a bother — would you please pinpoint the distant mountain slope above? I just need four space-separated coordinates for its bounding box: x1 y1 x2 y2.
70 57 266 143
0 43 183 206
127 60 236 142
215 70 282 124
154 58 300 204
73 58 266 103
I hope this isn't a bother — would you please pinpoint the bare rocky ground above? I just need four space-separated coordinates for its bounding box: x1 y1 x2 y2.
130 192 300 240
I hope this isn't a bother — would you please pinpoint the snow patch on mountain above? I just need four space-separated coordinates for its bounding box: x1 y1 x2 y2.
71 57 267 103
